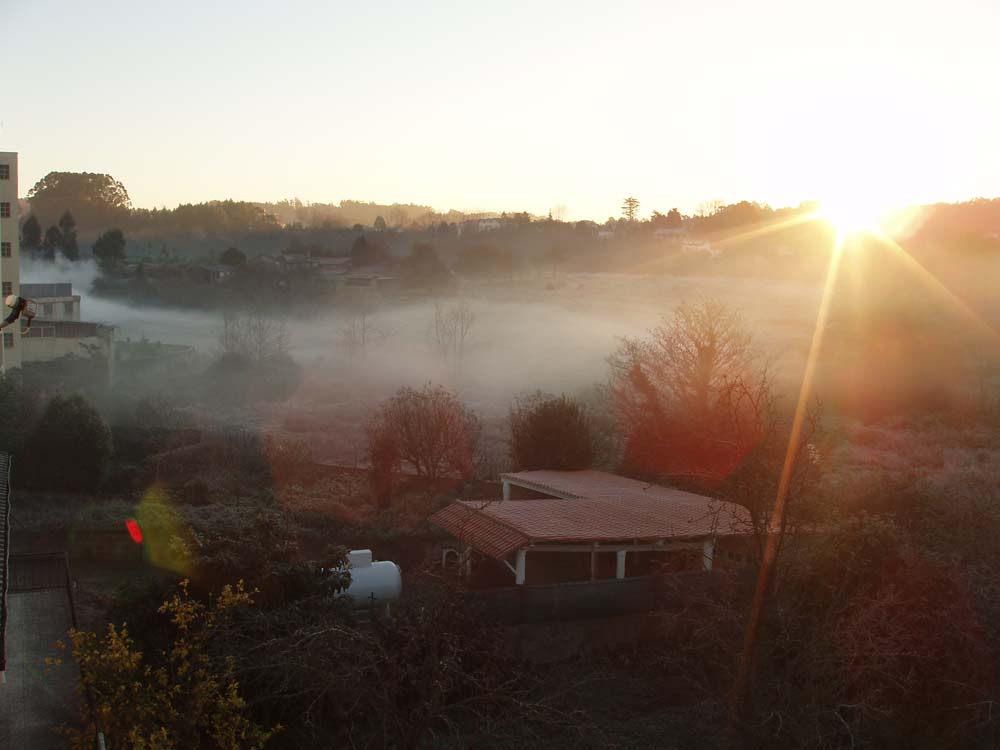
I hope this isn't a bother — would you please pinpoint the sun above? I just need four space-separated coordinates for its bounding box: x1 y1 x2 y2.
819 193 887 237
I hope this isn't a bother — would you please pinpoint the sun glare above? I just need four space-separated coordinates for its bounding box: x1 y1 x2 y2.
819 193 891 237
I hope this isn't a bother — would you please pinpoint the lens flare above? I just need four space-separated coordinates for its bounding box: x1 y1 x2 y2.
125 518 143 544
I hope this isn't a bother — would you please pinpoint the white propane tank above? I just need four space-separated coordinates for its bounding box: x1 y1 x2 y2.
345 549 402 610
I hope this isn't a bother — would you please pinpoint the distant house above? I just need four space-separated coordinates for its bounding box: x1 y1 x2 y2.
116 338 196 377
314 256 351 270
681 239 719 257
652 227 687 240
597 230 615 241
342 265 399 292
456 218 507 237
255 254 282 269
20 283 81 321
195 265 235 284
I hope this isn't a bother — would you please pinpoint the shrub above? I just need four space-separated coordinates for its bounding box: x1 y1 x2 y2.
508 392 595 471
222 584 542 749
64 580 278 750
25 393 112 492
366 384 481 482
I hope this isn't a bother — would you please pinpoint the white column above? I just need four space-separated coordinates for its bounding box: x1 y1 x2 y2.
616 550 627 579
502 480 511 500
515 548 526 585
702 537 715 572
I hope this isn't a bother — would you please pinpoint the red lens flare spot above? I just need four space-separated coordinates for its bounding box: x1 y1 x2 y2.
125 518 143 544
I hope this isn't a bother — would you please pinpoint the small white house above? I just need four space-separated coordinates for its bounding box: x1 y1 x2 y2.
653 227 686 240
681 239 719 257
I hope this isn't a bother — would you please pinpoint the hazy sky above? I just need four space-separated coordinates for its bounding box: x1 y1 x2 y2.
3 0 997 220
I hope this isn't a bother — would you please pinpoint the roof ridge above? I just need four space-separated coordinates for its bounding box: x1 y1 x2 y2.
458 499 535 539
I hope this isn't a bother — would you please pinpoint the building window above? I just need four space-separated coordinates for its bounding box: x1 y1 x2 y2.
0 203 10 218
1 282 10 296
0 242 9 257
0 164 8 180
64 301 74 315
2 333 12 348
43 303 53 317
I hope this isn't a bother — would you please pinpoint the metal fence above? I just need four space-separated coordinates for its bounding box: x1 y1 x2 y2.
8 552 76 596
7 554 83 653
9 552 106 749
465 571 718 625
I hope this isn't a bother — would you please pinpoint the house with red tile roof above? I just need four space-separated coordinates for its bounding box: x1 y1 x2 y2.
430 470 755 586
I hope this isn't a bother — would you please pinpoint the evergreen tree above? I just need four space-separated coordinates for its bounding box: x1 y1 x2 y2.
58 210 79 260
20 215 42 247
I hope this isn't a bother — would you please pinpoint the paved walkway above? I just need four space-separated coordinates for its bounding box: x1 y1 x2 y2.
0 590 80 749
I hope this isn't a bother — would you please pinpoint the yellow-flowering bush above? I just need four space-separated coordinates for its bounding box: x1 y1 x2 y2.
65 580 279 750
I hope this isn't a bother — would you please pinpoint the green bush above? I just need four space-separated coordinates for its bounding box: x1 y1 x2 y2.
508 392 595 471
25 393 113 492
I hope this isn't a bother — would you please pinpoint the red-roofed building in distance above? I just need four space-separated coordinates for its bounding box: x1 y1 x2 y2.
430 470 757 588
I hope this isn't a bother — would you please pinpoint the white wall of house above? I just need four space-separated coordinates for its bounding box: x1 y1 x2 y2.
21 324 116 383
34 296 81 321
21 333 111 363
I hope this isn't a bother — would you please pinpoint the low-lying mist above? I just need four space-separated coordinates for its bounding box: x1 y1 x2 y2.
22 256 834 463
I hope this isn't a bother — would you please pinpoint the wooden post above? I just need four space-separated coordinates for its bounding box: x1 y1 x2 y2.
703 537 715 572
616 550 627 579
515 548 526 585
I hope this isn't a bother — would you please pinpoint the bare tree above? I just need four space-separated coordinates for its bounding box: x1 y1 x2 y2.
431 300 476 360
219 310 288 363
609 298 754 426
697 198 725 217
338 310 387 356
366 384 481 482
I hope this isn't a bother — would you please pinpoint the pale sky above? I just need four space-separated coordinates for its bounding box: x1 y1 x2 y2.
3 0 997 220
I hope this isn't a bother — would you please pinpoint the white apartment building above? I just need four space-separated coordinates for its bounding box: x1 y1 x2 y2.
0 152 22 371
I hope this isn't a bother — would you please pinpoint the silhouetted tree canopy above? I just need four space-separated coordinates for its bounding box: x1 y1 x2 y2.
453 245 520 277
508 393 595 471
58 210 79 260
0 372 40 461
43 225 62 261
26 394 112 492
220 246 247 268
350 235 387 267
690 201 774 233
622 196 640 222
27 171 132 233
20 215 42 247
650 208 684 229
400 242 451 288
93 228 127 273
134 200 280 236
